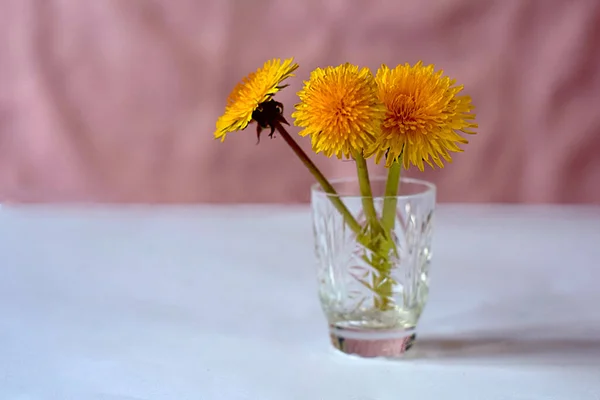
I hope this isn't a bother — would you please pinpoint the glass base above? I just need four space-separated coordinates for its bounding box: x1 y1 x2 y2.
329 325 416 358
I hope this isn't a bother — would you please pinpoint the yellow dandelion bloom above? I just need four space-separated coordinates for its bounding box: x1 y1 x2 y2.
214 58 299 141
292 63 385 159
367 62 477 170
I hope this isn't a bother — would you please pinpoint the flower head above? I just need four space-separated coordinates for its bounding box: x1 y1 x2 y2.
292 63 385 159
367 62 477 170
214 58 299 141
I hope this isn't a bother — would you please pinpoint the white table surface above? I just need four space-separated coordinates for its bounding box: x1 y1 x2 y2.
1 204 600 400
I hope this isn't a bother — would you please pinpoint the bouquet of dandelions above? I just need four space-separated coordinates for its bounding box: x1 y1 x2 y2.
214 59 476 312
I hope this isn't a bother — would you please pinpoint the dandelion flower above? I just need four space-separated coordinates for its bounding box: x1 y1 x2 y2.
292 63 385 159
214 58 298 141
368 62 477 170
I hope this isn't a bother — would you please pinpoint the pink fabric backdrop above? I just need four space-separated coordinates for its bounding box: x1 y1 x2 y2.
1 0 599 203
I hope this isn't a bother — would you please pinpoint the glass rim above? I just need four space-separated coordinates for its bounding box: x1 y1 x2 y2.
311 176 436 200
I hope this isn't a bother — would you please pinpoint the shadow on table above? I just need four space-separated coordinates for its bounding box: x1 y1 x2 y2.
410 336 600 364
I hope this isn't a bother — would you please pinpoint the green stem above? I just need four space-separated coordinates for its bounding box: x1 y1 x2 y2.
354 152 379 227
274 122 362 235
355 152 395 311
372 157 402 311
381 158 402 232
